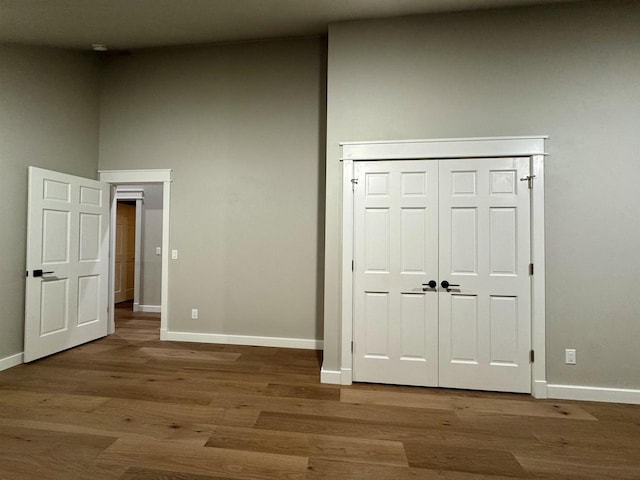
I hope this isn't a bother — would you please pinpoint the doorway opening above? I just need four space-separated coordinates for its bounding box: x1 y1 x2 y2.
114 200 137 309
98 169 172 339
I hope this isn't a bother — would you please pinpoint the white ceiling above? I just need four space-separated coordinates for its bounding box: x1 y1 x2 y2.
1 0 580 51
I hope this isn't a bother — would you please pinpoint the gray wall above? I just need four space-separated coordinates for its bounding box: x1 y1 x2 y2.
99 37 326 341
0 44 101 360
324 1 640 388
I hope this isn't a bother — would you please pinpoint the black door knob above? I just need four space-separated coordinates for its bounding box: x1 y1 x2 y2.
33 269 55 278
422 280 437 291
441 280 460 290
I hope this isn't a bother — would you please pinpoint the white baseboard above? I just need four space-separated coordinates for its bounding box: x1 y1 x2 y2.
0 352 23 372
547 384 640 405
320 366 353 385
138 305 161 313
532 380 548 399
321 367 342 384
165 331 323 350
340 368 353 385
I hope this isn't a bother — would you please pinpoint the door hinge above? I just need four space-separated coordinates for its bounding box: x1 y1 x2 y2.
351 341 354 353
351 178 358 191
520 175 536 189
351 260 354 272
530 349 535 363
529 263 534 276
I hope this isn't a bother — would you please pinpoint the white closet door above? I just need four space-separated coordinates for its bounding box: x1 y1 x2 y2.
438 158 531 393
353 160 439 386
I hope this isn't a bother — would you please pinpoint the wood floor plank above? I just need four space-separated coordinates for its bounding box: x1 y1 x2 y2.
205 425 408 466
264 383 340 401
254 410 544 452
529 420 640 449
138 347 241 363
157 364 321 385
0 424 124 480
341 389 598 420
403 441 527 477
0 389 110 411
455 409 640 447
512 441 640 468
255 411 456 442
579 401 640 423
120 467 235 480
0 402 213 445
305 458 520 480
210 392 458 429
515 454 640 480
99 397 259 427
97 438 308 480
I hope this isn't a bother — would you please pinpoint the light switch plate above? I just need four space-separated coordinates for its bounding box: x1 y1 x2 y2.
171 249 178 260
565 348 576 365
155 247 161 255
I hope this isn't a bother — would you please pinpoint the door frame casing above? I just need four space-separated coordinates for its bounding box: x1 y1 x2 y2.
331 136 548 398
98 169 172 339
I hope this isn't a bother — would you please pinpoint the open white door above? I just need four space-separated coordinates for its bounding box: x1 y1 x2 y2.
25 167 110 362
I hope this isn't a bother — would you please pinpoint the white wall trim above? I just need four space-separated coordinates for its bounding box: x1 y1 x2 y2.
533 380 548 399
332 136 547 397
166 331 323 350
115 188 144 200
134 198 143 311
530 155 547 399
320 368 342 384
340 136 548 161
137 304 161 313
340 135 548 145
547 384 640 405
339 159 354 386
340 367 353 385
0 352 24 372
99 169 172 339
320 367 353 385
99 169 172 183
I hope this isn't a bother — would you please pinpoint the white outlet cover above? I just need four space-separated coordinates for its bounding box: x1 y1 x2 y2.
155 247 162 255
171 249 178 260
191 309 198 319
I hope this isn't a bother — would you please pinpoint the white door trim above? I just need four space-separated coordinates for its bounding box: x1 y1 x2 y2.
329 136 548 397
99 169 172 340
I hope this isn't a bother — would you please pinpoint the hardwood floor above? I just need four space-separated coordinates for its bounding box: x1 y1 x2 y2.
1 306 640 479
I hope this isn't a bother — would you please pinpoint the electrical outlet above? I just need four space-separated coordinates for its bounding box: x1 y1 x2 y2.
171 249 178 260
565 348 576 365
155 247 161 255
191 309 198 319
